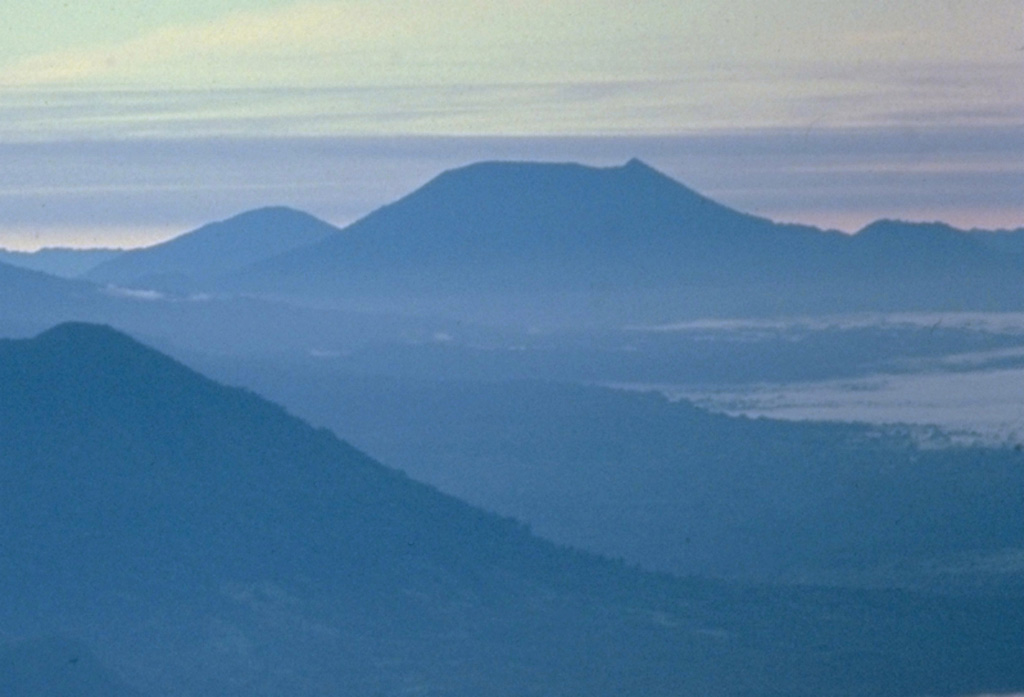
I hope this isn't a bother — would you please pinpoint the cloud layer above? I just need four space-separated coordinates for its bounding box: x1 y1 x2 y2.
0 3 1020 247
1 2 1021 134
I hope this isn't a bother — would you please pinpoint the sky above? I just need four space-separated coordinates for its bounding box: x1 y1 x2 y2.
0 1 1022 249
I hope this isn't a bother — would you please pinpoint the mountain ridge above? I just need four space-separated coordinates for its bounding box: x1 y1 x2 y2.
3 321 1023 696
0 247 123 278
211 159 1021 324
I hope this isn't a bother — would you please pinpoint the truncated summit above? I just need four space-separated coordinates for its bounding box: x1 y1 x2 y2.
420 158 719 211
279 159 764 253
227 159 832 323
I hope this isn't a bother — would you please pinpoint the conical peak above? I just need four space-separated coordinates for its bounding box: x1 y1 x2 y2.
621 157 653 171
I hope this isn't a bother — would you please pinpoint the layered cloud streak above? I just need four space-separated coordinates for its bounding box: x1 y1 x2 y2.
1 1 1021 134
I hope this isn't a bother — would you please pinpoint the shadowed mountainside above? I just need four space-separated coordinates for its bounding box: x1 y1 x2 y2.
1 323 1022 696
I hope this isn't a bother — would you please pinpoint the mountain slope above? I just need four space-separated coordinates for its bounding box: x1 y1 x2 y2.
1 323 1022 696
86 207 339 290
198 362 1024 590
226 160 1022 324
0 247 122 278
0 260 115 335
0 256 452 358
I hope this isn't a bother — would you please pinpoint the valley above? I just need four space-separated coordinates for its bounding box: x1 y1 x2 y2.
1 160 1021 696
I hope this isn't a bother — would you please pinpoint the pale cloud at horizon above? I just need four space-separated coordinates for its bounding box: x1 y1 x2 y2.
0 2 1021 248
0 129 1020 251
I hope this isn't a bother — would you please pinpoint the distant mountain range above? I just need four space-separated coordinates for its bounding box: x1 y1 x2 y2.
0 261 114 336
2 160 1021 332
85 207 339 291
0 255 464 357
3 323 1022 696
0 208 336 288
0 247 121 279
212 160 1023 324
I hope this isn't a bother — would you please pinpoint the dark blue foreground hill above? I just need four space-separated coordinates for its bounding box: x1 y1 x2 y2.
1 323 1022 696
0 637 141 697
223 160 1024 324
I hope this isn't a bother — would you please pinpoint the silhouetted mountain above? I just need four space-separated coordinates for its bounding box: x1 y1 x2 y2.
0 637 143 697
0 247 122 278
86 207 339 291
3 323 1022 696
226 160 829 322
223 160 1022 324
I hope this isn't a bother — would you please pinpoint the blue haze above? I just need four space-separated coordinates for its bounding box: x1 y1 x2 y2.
1 154 1023 695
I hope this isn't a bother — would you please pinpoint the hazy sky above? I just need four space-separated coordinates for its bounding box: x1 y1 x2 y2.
1 1 1022 248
